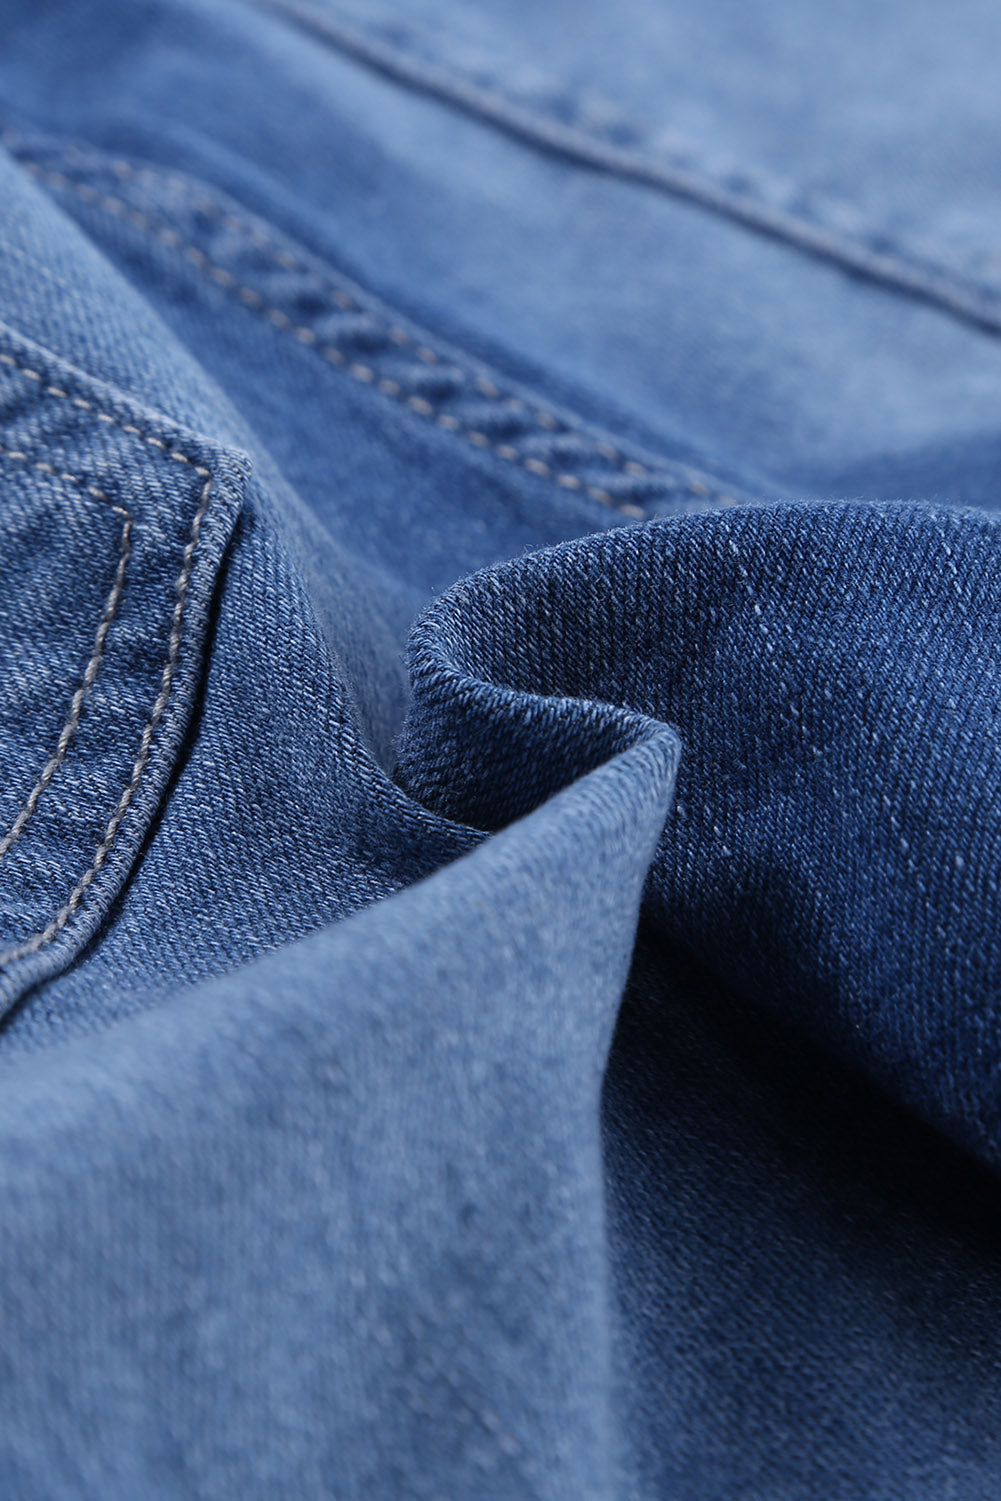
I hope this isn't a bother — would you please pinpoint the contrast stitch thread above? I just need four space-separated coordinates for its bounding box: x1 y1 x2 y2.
0 452 133 860
0 362 215 967
0 470 213 967
20 160 651 512
14 152 740 516
0 351 209 473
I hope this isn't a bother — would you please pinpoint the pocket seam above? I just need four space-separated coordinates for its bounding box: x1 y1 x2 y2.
5 133 748 517
0 449 133 862
0 348 219 970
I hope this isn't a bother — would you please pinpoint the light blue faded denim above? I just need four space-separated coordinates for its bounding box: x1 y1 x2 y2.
1 1 1001 1497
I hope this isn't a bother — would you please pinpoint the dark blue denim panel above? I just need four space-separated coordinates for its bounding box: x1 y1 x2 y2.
602 939 1001 1500
0 326 245 1008
398 504 1001 1173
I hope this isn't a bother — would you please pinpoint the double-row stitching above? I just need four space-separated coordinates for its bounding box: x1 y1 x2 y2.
12 147 739 515
104 157 701 506
0 441 133 861
0 353 214 967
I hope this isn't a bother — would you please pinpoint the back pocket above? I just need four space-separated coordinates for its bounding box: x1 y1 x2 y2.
0 324 248 1013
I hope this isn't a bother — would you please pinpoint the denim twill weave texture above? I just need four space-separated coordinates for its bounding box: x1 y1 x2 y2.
1 2 1001 1498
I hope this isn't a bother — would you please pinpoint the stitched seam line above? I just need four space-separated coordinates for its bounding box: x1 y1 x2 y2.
0 351 213 469
0 471 214 966
0 355 215 968
251 0 1001 339
0 445 133 860
20 158 687 511
10 146 741 514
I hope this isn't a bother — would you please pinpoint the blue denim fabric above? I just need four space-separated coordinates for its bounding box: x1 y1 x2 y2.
2 1 1001 1496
